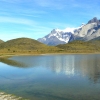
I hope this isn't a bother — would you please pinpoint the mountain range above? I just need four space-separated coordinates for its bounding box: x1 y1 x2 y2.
38 17 100 45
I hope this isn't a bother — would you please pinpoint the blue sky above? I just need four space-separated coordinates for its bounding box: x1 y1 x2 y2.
0 0 100 41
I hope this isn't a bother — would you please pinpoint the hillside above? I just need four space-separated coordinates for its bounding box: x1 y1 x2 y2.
56 40 100 53
0 38 60 54
0 37 48 50
0 37 100 55
0 39 4 44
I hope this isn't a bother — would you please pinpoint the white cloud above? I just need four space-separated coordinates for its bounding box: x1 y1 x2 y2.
33 0 67 9
19 10 47 17
0 16 37 26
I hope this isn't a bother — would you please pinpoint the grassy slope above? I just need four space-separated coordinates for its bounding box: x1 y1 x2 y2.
0 38 60 55
0 37 100 55
56 40 100 53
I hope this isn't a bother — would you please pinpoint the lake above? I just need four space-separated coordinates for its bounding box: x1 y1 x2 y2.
0 54 100 100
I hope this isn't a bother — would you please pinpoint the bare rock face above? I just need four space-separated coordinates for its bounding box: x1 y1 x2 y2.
88 17 100 25
74 17 100 41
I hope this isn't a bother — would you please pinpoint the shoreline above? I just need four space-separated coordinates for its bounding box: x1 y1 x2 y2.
0 52 100 58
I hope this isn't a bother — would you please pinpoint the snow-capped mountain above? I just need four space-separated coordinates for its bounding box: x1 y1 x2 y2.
38 17 100 45
38 28 79 46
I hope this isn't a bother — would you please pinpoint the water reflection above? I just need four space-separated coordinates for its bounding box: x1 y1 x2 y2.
0 57 28 68
75 55 100 83
1 55 100 100
44 55 75 75
1 54 100 83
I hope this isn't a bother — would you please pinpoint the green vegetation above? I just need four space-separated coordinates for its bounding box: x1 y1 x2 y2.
56 40 100 53
0 37 100 55
0 37 60 55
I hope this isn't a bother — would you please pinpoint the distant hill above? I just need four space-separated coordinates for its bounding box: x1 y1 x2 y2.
56 40 100 53
0 38 59 54
0 37 48 50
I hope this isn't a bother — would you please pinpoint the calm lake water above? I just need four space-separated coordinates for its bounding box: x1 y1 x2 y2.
0 54 100 100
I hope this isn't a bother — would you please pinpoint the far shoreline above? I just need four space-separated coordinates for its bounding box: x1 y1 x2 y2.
0 52 100 58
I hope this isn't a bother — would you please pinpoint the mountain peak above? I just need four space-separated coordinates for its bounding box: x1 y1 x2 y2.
88 17 100 24
51 29 61 33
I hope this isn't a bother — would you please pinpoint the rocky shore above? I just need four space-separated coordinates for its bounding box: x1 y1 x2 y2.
0 92 28 100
